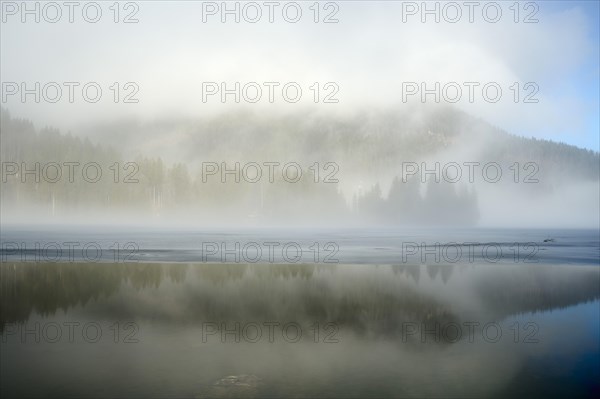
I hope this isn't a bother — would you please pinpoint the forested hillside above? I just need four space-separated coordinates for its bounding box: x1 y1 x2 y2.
1 107 598 226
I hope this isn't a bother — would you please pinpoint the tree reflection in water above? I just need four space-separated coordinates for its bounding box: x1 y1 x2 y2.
2 262 598 341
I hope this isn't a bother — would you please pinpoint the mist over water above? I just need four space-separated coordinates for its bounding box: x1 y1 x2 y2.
1 1 599 228
1 1 599 398
1 105 599 228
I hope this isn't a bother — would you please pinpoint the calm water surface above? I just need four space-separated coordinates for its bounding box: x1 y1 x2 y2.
1 228 599 398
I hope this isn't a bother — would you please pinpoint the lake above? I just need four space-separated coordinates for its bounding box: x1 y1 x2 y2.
1 227 599 398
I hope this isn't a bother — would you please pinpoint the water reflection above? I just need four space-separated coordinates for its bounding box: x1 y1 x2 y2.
1 262 599 398
2 262 598 330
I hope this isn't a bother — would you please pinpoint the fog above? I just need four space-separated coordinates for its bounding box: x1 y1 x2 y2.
2 1 598 141
2 4 600 397
1 1 599 228
1 104 598 228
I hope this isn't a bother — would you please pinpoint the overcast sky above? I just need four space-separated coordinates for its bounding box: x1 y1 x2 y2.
1 0 599 150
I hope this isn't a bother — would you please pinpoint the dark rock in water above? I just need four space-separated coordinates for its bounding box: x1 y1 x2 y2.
197 375 262 398
543 238 555 243
213 374 261 388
